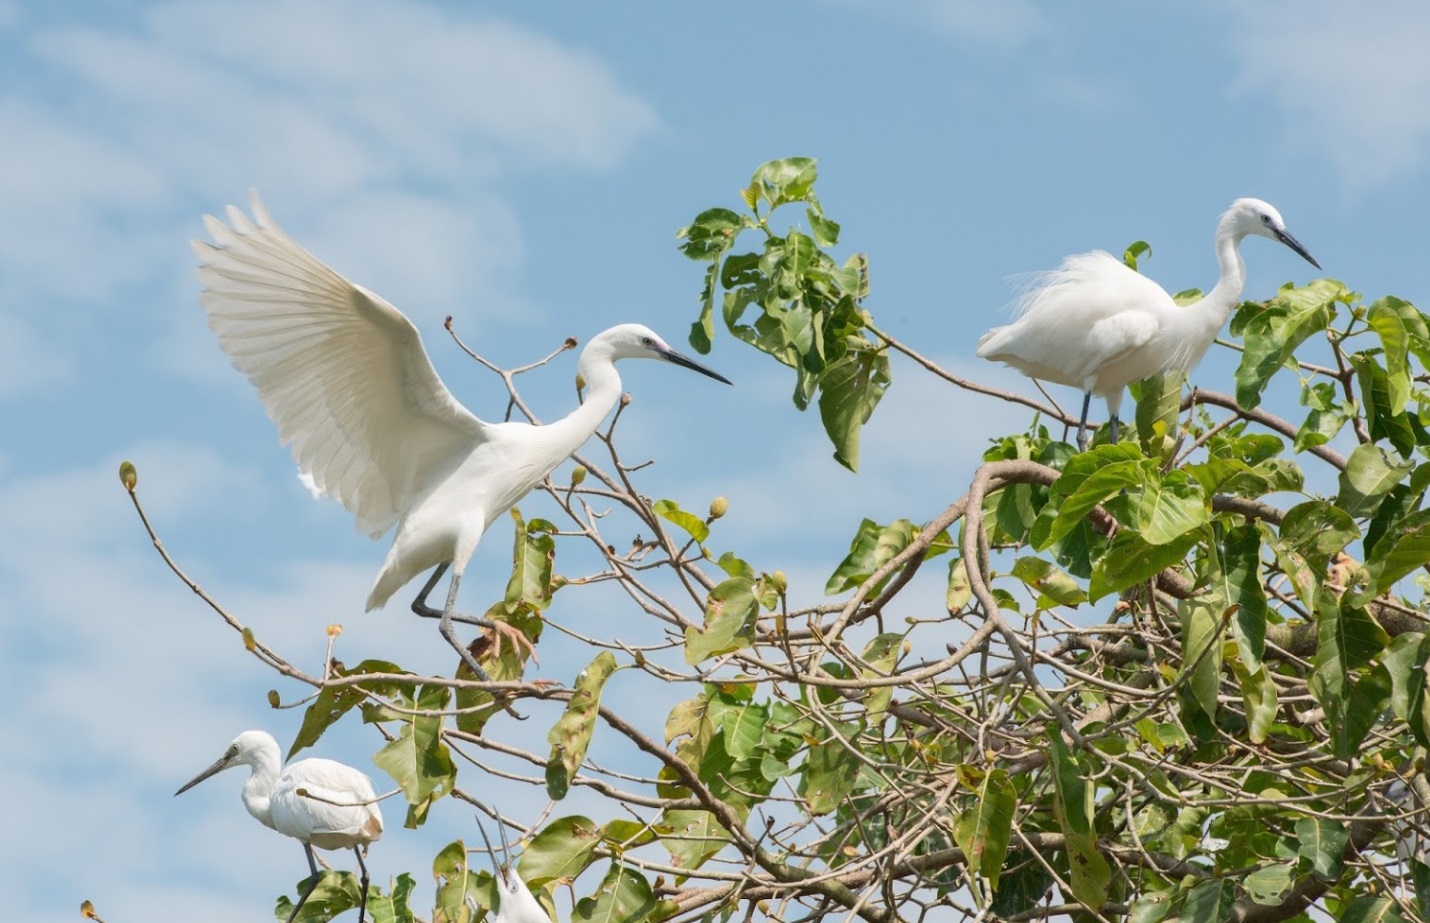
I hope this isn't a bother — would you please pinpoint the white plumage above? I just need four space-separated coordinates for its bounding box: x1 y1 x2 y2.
977 197 1320 450
175 730 383 923
194 194 731 678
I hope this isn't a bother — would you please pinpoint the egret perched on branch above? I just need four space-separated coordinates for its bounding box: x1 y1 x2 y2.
976 198 1320 450
175 730 383 923
476 812 550 923
195 194 731 679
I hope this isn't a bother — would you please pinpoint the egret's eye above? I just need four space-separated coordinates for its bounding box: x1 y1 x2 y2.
641 336 654 347
1261 214 1272 225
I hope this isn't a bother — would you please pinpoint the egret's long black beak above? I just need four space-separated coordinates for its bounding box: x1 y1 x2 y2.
1274 228 1321 271
175 752 233 796
474 812 509 884
663 348 732 385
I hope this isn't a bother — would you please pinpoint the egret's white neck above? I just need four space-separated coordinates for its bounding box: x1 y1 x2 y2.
240 746 283 831
542 343 625 456
1193 212 1249 329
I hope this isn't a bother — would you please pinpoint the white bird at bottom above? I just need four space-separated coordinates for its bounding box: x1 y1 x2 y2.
475 811 551 923
976 197 1320 450
175 730 383 923
193 195 731 680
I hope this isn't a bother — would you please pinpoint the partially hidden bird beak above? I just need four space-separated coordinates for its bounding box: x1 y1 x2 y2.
1273 227 1321 271
661 347 733 385
474 812 510 885
174 751 234 796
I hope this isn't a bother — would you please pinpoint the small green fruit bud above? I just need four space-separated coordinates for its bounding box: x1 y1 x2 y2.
570 466 587 487
772 570 788 594
709 496 728 520
119 461 137 492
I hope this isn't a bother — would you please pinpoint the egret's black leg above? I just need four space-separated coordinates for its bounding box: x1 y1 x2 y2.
1076 392 1093 451
354 847 371 923
285 844 323 923
436 571 526 719
410 563 487 627
437 570 492 681
1109 414 1121 445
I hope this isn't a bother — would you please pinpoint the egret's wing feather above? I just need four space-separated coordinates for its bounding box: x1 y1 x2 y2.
1011 251 1173 322
196 193 489 537
978 251 1172 387
271 758 383 843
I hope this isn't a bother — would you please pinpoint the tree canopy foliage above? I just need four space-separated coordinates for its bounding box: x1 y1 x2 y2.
104 157 1430 923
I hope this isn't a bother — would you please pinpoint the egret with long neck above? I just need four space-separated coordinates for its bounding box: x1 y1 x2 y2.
977 198 1320 450
195 195 731 679
176 730 383 923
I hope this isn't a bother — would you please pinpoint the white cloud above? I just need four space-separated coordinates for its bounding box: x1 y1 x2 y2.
1225 0 1430 188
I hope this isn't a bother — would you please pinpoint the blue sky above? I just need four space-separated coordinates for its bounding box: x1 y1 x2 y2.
4 1 1430 920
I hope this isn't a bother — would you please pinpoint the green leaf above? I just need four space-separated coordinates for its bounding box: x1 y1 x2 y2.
946 558 971 612
1235 280 1342 410
1338 443 1415 519
708 694 768 760
1180 597 1223 719
658 809 731 874
365 873 417 923
1010 556 1087 607
1383 632 1430 747
571 863 671 923
1089 530 1198 602
1181 878 1234 923
275 871 363 922
1242 862 1294 905
1340 895 1407 923
677 207 743 260
1353 353 1417 455
1134 371 1183 458
1295 381 1352 451
1368 298 1413 414
1128 892 1173 923
826 519 917 595
952 769 1016 890
684 578 758 665
818 346 891 472
1234 662 1278 745
1295 817 1348 880
1216 524 1268 670
452 606 540 737
749 156 819 207
858 633 904 715
1033 443 1145 549
289 660 412 759
1368 508 1430 593
546 652 618 800
651 499 709 545
807 207 840 247
799 724 859 816
1134 469 1207 545
372 683 456 828
1279 500 1359 564
505 511 556 612
1123 240 1152 270
1062 830 1112 911
518 815 602 885
432 840 482 923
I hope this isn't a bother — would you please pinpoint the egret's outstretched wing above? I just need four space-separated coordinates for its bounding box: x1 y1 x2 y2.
195 193 489 537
